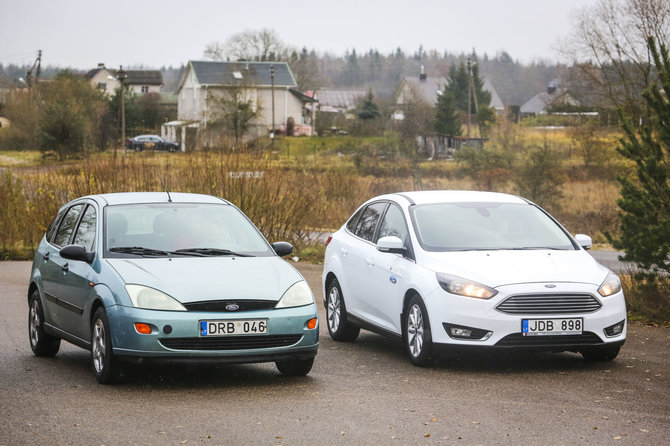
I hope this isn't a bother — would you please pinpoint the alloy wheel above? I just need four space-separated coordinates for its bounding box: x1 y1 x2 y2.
92 319 106 374
29 299 40 347
407 304 424 357
327 286 341 332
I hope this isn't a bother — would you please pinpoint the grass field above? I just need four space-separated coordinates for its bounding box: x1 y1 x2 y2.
1 130 666 323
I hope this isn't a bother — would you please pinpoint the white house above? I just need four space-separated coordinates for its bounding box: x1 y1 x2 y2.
169 60 315 149
85 64 163 96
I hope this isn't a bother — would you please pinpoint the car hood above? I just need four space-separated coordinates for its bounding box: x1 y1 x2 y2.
419 249 609 288
106 256 303 303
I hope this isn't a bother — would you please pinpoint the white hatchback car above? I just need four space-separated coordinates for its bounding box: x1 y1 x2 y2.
322 191 626 366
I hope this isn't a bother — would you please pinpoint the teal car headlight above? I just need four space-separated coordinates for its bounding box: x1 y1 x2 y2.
598 271 622 297
275 280 315 308
436 272 497 299
125 284 187 311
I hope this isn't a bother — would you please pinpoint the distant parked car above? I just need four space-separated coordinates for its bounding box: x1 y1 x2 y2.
126 135 180 152
322 191 626 366
28 192 318 383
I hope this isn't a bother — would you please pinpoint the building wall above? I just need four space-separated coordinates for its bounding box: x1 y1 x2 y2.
89 70 118 96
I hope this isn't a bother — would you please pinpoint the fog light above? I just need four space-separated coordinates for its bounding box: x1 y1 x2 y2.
134 323 152 334
307 318 318 330
451 327 472 337
604 320 625 337
443 323 492 340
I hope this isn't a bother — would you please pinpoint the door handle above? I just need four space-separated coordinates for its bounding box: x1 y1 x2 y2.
42 252 49 261
366 257 375 267
341 247 348 256
61 263 69 272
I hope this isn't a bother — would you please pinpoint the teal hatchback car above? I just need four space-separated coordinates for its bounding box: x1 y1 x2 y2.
28 192 319 383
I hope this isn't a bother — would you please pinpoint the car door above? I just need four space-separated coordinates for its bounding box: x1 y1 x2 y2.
367 203 413 334
339 201 388 324
58 203 98 339
41 204 84 328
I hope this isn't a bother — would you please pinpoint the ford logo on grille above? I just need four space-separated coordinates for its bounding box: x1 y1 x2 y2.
225 304 240 311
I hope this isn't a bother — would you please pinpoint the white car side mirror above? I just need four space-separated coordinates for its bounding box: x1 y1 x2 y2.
377 236 405 254
575 234 592 250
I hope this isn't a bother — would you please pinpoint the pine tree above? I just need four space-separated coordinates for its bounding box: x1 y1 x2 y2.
610 37 670 275
357 89 381 120
433 87 461 135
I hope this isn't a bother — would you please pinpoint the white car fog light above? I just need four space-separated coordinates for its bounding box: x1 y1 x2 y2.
605 320 625 337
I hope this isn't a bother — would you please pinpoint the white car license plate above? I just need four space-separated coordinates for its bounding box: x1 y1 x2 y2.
522 318 583 336
200 319 268 336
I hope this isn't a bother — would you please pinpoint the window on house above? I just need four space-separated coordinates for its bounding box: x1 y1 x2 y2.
141 86 149 93
96 82 107 91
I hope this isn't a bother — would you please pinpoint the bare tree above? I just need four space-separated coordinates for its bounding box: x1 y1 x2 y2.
557 0 670 120
204 29 289 62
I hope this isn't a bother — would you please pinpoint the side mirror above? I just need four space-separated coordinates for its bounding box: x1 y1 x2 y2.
272 241 294 257
575 234 592 250
377 236 406 254
60 244 94 263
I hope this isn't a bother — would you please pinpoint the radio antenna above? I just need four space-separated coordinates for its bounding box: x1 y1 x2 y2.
157 169 172 202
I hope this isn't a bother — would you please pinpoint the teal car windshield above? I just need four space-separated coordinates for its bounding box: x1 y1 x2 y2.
105 203 274 257
410 202 576 252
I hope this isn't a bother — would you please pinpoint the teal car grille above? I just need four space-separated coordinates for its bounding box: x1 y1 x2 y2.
159 334 302 350
182 300 277 312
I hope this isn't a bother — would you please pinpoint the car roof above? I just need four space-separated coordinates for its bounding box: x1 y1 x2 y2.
77 192 230 207
386 190 529 206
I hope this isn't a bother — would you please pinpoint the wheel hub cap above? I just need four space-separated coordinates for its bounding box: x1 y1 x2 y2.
407 304 424 357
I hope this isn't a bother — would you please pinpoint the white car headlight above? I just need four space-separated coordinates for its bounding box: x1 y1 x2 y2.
598 271 622 297
275 280 315 308
436 273 497 299
125 284 187 311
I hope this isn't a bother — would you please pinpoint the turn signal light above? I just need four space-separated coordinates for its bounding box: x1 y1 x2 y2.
307 318 317 329
134 323 152 334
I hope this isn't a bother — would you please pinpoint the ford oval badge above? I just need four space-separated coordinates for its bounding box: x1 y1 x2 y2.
545 284 557 289
226 304 240 311
389 276 397 285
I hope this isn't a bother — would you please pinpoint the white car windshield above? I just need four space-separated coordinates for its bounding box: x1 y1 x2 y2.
410 202 576 251
105 203 273 257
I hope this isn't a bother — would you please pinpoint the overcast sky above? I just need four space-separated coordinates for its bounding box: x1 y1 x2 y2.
0 0 598 70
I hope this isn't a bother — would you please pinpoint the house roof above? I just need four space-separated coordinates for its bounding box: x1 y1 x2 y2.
482 79 505 111
184 61 297 88
85 66 163 85
520 88 579 114
315 89 366 111
124 70 163 85
398 77 446 105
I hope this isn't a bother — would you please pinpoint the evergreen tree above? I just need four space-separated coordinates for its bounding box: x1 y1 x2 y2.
357 89 381 120
433 88 461 135
610 37 670 275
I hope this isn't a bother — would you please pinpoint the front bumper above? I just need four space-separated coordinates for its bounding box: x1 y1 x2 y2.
424 282 627 351
106 303 319 363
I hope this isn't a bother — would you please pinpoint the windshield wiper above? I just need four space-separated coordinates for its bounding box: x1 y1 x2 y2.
174 248 254 257
109 246 169 257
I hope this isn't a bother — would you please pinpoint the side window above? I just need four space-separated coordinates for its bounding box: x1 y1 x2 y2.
52 205 84 247
353 202 387 242
45 209 67 243
346 207 365 233
73 205 97 251
376 204 409 244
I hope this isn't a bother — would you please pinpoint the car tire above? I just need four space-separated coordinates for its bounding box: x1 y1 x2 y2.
91 307 121 384
404 294 434 367
28 290 60 357
275 357 314 376
580 345 621 361
325 278 360 342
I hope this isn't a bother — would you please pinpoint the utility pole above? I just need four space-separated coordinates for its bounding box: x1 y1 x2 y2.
116 66 127 160
467 57 480 138
25 49 42 89
270 64 275 149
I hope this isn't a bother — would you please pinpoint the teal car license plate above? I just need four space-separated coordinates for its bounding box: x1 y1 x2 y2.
522 318 583 336
200 319 268 336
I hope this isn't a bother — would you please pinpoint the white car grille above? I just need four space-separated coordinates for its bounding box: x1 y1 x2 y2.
496 293 602 315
